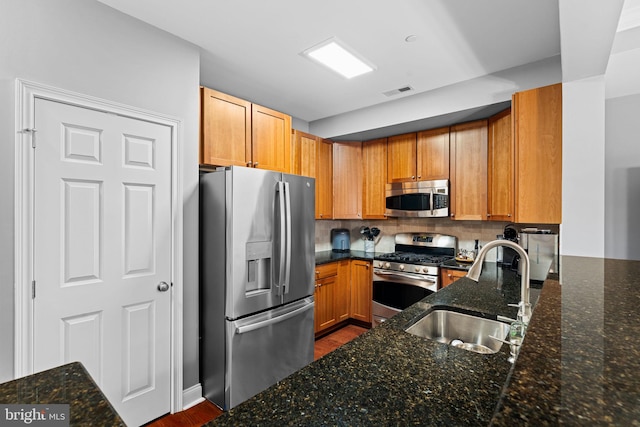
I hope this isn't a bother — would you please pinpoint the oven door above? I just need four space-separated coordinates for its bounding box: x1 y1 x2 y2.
372 269 438 327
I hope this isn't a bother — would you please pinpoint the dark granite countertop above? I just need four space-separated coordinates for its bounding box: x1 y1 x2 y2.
314 249 377 265
0 362 125 426
208 256 640 426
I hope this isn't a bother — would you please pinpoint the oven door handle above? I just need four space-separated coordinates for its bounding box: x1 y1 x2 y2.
373 270 438 291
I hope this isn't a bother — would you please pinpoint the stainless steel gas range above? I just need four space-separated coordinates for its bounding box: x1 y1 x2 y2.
372 233 458 327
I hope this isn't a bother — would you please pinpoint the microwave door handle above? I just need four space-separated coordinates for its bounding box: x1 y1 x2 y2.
430 188 434 216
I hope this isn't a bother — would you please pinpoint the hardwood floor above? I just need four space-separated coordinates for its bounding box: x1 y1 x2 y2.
146 324 368 426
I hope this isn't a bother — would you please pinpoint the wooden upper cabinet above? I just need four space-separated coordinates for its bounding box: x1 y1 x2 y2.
487 108 514 221
417 127 450 181
200 86 292 172
387 129 450 183
200 87 251 167
333 142 363 219
362 138 387 219
450 120 488 221
316 139 333 219
251 103 291 173
387 133 417 182
291 130 317 177
513 83 562 224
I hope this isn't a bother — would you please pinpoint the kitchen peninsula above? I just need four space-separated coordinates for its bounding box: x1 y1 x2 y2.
208 256 640 426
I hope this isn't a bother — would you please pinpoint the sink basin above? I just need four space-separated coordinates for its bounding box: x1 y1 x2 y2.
405 308 510 354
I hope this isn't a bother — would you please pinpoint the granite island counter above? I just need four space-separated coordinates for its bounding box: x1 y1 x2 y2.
207 256 640 426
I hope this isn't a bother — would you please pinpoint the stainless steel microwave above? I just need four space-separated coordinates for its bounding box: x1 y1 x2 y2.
385 179 449 218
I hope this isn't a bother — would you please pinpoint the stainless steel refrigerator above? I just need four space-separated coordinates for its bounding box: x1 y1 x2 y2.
200 166 315 410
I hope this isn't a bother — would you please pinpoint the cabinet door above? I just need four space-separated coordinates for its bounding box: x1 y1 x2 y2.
291 130 317 177
350 260 372 324
450 121 488 221
440 268 467 289
387 133 417 182
316 139 333 219
362 138 387 219
251 104 292 172
514 83 562 224
335 260 351 323
200 87 251 167
417 127 450 181
487 108 514 221
333 142 363 219
314 275 337 333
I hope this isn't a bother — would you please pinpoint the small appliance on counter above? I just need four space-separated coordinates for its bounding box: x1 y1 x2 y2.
519 229 559 281
331 228 351 252
499 224 520 269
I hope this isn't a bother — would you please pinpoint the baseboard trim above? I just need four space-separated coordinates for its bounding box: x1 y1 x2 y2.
182 383 204 410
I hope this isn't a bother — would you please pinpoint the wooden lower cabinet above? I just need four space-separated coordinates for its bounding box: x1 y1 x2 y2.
350 260 372 323
314 260 372 335
314 263 339 333
440 268 467 289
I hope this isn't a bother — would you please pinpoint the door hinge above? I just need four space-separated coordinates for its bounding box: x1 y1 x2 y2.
18 128 37 148
32 280 36 299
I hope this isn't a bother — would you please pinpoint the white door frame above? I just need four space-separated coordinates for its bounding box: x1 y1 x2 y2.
13 78 184 413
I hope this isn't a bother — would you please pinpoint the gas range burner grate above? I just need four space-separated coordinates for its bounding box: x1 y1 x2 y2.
375 252 454 266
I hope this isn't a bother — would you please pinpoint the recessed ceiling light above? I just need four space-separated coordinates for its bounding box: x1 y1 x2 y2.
405 35 418 43
301 37 376 79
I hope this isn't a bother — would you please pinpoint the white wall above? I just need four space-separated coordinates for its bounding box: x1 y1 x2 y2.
560 77 606 257
605 93 640 260
310 56 562 139
0 0 201 391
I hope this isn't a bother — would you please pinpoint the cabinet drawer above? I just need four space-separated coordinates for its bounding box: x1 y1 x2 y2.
315 263 338 280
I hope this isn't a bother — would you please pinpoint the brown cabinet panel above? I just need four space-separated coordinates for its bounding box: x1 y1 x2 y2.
387 133 417 182
450 120 488 221
513 83 562 224
440 268 467 288
333 142 363 219
336 260 351 323
316 139 333 219
350 260 372 324
251 103 291 172
417 127 450 181
362 138 387 219
487 108 514 221
199 87 251 167
291 130 317 177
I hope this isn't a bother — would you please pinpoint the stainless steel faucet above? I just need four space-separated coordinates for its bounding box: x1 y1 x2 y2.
465 240 532 325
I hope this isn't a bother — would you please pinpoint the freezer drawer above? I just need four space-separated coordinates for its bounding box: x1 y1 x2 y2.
225 297 314 409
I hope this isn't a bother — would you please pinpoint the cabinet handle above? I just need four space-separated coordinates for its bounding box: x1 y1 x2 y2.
246 162 252 167
487 213 491 217
411 175 416 180
451 213 455 217
254 162 259 167
417 175 421 179
508 214 512 217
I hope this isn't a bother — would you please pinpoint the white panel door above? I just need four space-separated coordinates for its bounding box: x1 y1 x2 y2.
32 98 172 426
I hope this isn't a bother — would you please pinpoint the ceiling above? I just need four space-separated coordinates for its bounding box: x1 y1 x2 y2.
95 1 634 139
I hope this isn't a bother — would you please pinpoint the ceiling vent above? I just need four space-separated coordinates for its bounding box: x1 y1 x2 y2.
383 86 414 97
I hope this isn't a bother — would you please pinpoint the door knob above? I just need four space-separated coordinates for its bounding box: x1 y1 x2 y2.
157 281 170 292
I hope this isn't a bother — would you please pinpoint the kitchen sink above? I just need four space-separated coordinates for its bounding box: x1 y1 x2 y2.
405 308 510 354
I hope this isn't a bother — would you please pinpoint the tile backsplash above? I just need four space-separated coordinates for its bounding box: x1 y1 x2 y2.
315 218 559 261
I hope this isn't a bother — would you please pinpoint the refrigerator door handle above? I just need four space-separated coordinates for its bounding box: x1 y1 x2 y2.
275 181 287 294
235 301 314 334
283 181 292 294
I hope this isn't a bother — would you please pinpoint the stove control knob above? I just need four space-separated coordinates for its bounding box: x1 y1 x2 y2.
399 264 405 271
422 267 428 273
414 266 421 272
384 262 390 269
